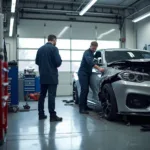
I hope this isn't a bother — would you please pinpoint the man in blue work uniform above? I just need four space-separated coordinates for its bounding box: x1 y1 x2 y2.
35 35 63 122
78 41 104 114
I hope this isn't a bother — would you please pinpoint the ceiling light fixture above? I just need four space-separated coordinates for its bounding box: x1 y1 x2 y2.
79 0 97 16
132 12 150 23
58 26 69 38
9 17 14 37
11 0 17 13
98 29 115 39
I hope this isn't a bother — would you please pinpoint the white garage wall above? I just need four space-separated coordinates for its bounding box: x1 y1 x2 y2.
17 19 120 96
136 17 150 50
125 19 136 49
5 37 17 61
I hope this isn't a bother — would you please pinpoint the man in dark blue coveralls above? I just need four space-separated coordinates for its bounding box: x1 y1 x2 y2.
36 35 63 122
78 41 104 114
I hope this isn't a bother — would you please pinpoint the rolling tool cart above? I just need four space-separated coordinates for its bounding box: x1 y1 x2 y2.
8 61 19 113
23 69 36 109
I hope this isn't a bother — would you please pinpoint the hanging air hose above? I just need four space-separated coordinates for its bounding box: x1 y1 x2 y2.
3 39 7 62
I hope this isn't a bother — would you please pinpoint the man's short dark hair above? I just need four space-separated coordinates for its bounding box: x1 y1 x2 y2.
48 35 57 41
91 41 98 47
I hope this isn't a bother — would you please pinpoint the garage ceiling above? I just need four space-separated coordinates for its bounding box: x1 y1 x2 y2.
2 0 149 29
17 0 141 8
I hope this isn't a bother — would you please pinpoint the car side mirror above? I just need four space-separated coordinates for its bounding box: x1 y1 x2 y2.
93 58 98 64
93 58 102 65
94 51 101 58
98 57 102 65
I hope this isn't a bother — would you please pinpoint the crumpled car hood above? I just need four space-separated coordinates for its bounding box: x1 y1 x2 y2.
107 59 150 67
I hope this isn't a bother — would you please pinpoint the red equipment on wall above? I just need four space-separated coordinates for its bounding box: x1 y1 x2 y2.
0 59 9 145
0 39 9 145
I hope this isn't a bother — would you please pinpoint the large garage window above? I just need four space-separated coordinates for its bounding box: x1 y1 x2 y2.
59 50 70 61
97 41 119 49
18 38 44 48
71 40 92 50
56 39 70 50
18 61 38 72
18 49 70 61
18 50 37 60
72 62 81 72
18 38 71 72
17 20 120 96
58 62 70 72
71 51 84 61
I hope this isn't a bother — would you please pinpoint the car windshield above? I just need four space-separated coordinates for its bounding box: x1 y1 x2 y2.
105 50 150 63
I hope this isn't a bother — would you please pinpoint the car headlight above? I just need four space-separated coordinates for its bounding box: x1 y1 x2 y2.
118 71 150 82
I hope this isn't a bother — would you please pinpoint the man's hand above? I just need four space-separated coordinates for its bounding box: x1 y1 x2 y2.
94 65 104 72
98 67 104 72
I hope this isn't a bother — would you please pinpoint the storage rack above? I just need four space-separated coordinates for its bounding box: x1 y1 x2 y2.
0 59 8 145
24 74 36 96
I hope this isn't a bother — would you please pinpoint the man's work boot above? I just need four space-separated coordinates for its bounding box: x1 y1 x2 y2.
50 116 63 122
79 109 89 114
86 106 93 111
39 115 47 120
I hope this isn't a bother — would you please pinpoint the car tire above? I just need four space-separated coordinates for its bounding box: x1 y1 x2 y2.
73 83 79 104
101 84 118 121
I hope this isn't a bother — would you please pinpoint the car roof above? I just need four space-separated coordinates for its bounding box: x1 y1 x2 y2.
96 48 149 52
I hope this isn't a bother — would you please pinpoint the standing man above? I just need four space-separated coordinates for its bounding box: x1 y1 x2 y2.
78 41 104 114
35 34 62 122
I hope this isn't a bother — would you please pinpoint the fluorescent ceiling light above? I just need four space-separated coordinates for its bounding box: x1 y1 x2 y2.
98 29 115 39
9 17 14 37
11 0 17 13
79 0 97 16
58 26 69 38
132 12 150 23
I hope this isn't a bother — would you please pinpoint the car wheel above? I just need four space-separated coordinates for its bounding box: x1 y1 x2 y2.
101 84 118 121
73 83 79 104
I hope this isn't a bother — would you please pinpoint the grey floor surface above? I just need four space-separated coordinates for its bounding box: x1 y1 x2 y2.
0 97 150 150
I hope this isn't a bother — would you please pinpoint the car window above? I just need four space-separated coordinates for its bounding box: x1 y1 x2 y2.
105 50 150 63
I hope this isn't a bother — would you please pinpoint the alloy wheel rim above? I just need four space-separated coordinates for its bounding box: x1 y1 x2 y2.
102 88 112 117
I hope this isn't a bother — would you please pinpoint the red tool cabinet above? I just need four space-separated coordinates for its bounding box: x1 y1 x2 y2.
0 59 8 146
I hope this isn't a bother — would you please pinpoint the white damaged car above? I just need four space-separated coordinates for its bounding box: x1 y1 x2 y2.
73 49 150 121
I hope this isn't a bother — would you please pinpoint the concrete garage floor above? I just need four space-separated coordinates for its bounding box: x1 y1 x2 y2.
0 97 150 150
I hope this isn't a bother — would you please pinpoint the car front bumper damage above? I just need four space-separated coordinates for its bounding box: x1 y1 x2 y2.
112 80 150 115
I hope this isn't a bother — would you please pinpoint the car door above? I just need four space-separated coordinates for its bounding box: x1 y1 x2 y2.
87 51 104 106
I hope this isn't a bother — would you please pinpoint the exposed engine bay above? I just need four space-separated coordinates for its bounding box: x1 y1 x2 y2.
108 59 150 74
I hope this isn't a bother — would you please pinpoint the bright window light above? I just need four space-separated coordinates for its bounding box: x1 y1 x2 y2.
98 29 115 39
9 17 14 37
132 12 150 23
79 0 97 16
11 0 17 13
97 41 119 49
58 26 69 38
18 38 44 48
